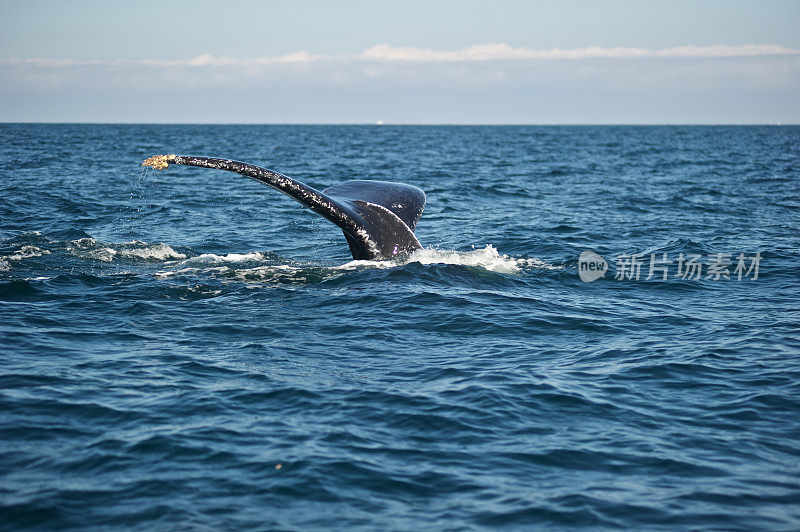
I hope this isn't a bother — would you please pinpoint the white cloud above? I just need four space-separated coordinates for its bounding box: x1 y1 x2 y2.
359 43 800 61
2 43 797 70
2 42 798 97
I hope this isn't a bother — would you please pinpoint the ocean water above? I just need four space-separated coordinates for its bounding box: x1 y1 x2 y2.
1 124 798 530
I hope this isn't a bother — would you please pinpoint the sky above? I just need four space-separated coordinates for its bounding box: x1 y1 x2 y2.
1 0 798 123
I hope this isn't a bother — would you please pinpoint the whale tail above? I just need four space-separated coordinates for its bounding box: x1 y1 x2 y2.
142 154 425 260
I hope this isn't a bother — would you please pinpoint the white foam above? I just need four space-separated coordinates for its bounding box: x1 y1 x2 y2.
119 244 186 261
0 258 9 272
84 247 118 262
6 246 50 261
230 265 335 283
517 257 562 271
182 251 267 264
69 237 99 249
154 266 228 278
67 238 186 262
336 259 394 270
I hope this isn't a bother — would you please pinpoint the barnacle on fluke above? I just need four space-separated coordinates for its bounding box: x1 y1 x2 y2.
142 154 175 170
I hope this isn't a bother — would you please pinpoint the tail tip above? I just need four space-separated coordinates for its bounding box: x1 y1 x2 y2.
142 154 176 170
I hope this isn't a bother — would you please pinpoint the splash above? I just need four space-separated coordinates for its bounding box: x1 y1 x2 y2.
408 245 522 273
338 245 552 274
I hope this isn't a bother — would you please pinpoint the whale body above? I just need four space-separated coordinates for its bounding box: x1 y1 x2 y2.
143 155 425 260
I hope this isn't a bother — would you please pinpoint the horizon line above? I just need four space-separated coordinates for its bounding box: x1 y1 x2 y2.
0 121 796 127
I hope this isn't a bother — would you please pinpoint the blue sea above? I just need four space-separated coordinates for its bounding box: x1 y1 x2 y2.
1 124 799 530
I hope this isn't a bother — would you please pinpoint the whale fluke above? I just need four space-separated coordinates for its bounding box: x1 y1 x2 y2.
142 154 425 260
